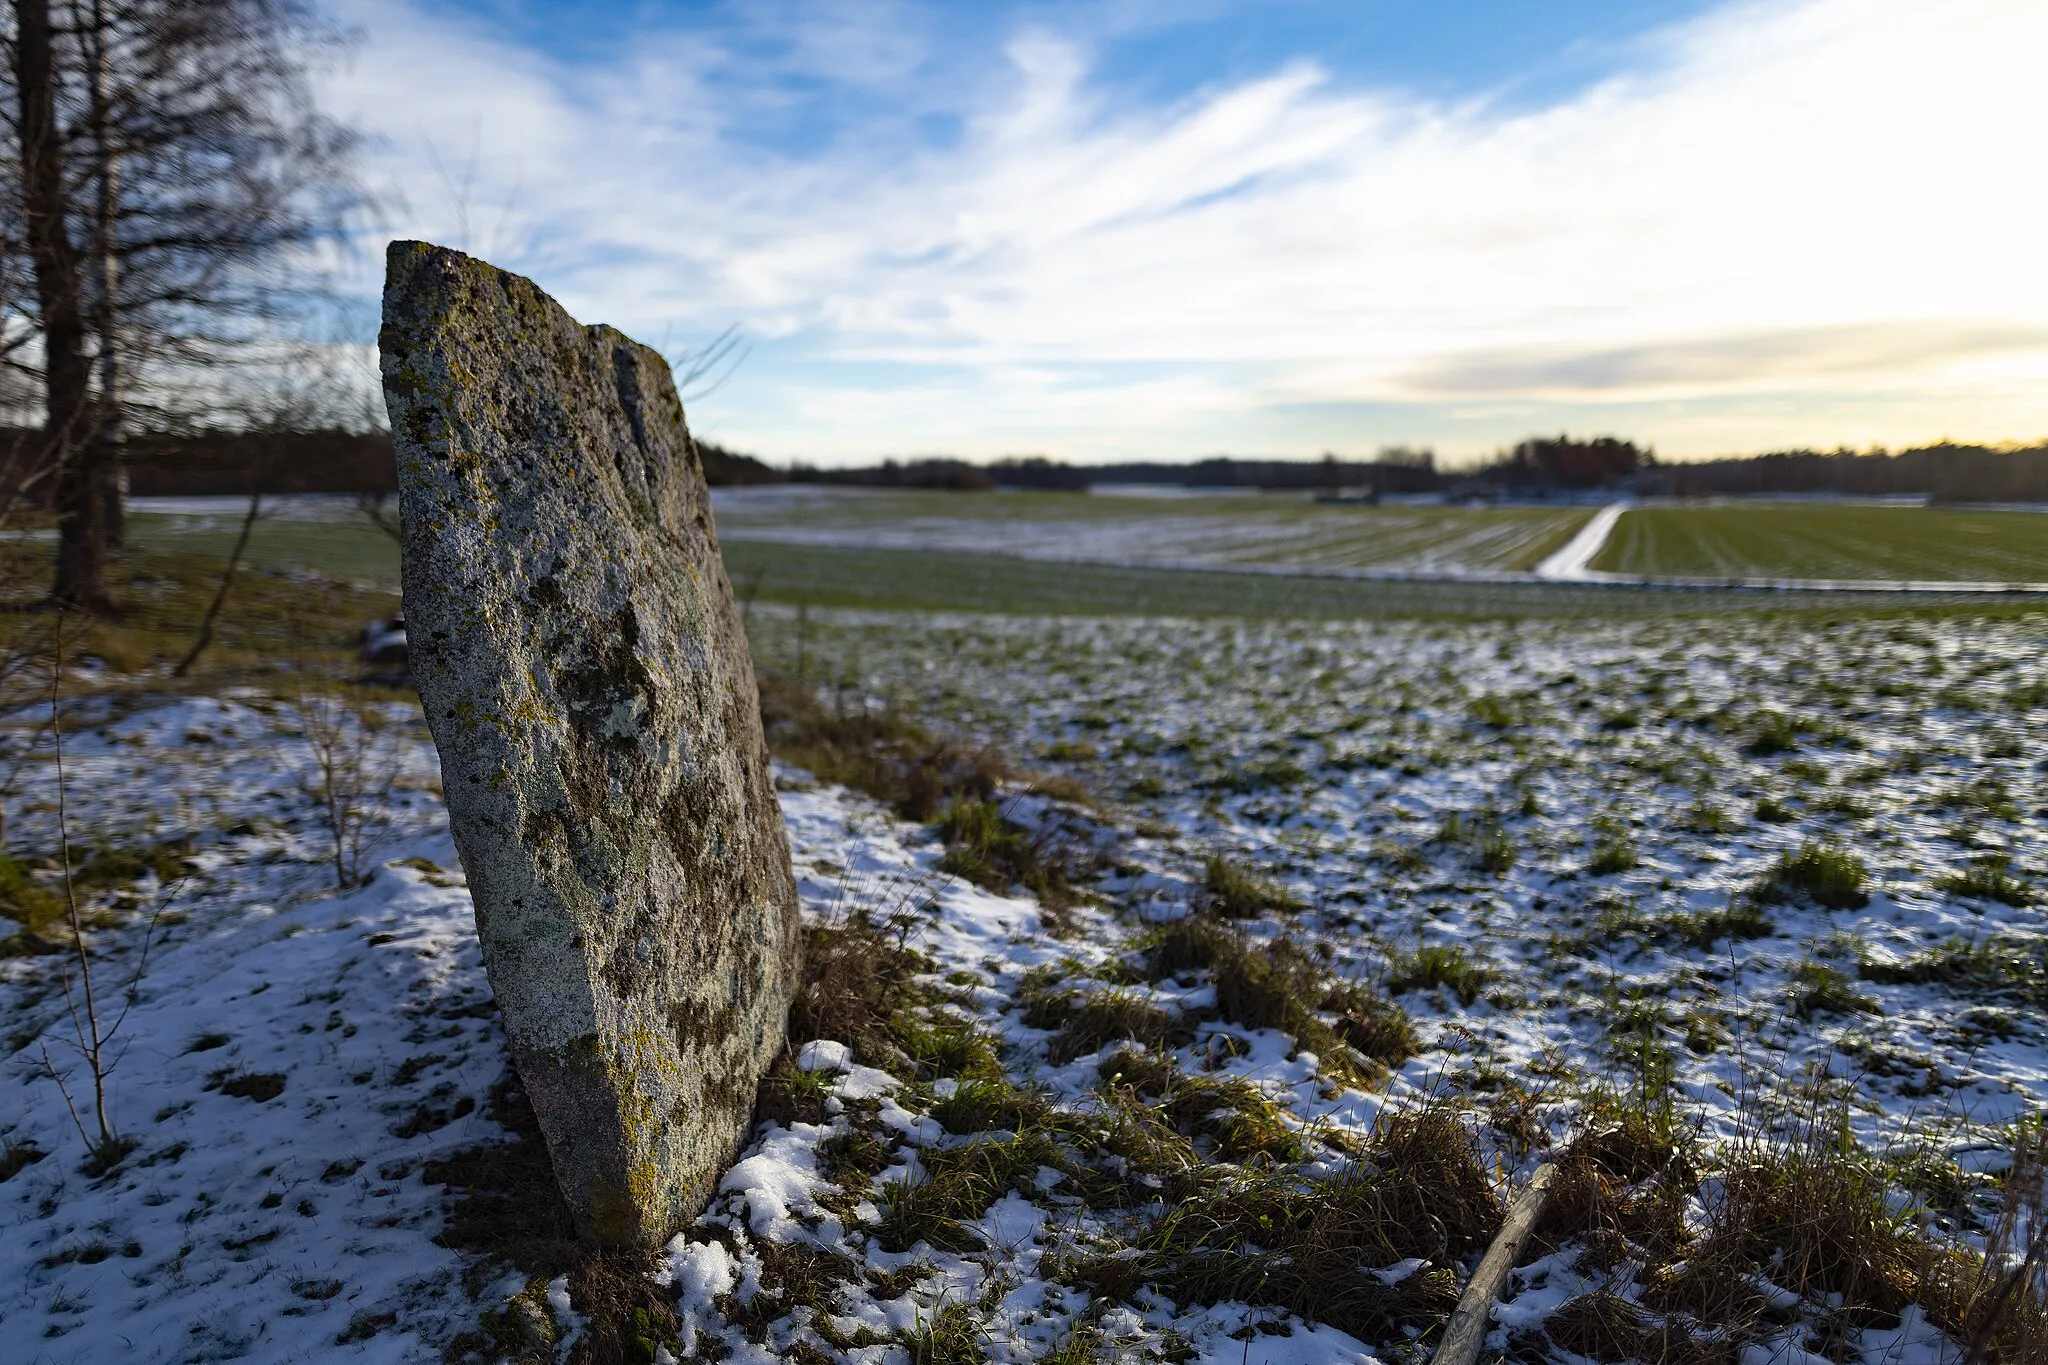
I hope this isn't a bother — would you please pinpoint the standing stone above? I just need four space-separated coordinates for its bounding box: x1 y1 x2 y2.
379 241 801 1249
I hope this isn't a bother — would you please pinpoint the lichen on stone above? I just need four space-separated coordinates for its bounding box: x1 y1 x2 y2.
379 240 801 1251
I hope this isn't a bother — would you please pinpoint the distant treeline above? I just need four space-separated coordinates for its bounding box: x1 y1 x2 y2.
4 425 2041 504
1655 443 2048 502
696 440 785 486
781 439 1626 496
0 426 400 501
780 436 2048 503
784 449 1444 495
0 427 785 500
1474 435 1648 492
776 438 1644 495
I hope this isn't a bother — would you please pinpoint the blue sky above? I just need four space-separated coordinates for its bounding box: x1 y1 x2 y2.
403 1 1723 125
326 0 2048 466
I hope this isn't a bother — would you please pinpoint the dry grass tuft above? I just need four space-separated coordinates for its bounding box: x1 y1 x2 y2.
1072 1102 1497 1339
1537 1290 1735 1365
1096 1049 1307 1165
934 797 1096 914
758 673 1008 822
1197 854 1301 919
785 907 935 1076
874 1131 1071 1253
1136 914 1414 1081
1023 981 1189 1064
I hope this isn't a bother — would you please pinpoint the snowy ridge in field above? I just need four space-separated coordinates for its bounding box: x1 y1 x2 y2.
1531 500 1628 580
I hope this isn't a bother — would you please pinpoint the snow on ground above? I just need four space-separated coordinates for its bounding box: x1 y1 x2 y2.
5 601 2046 1362
6 691 1356 1363
1531 500 1628 580
1 696 497 1361
751 605 2048 1162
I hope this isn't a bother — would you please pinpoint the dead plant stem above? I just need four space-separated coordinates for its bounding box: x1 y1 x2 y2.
47 617 118 1152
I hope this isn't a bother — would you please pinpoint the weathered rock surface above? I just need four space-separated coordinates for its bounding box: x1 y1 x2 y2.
379 241 801 1249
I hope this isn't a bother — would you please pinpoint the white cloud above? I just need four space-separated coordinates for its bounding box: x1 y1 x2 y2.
323 0 2048 461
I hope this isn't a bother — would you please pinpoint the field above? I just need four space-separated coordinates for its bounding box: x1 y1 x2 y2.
734 600 2048 1362
128 499 402 588
132 493 2048 601
6 504 2046 1363
714 486 1593 575
720 539 2048 622
125 495 2045 622
1593 503 2048 583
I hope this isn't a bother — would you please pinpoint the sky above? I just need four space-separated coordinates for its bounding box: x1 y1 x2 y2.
322 0 2048 467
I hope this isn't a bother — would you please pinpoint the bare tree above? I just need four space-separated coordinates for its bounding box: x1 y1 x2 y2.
78 0 122 550
1 0 364 611
352 488 400 543
9 0 100 609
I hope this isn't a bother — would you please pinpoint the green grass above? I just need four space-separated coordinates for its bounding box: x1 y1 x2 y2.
1860 936 2048 1005
1935 854 2036 906
0 535 398 688
128 510 400 588
729 539 1673 619
1789 962 1881 1019
1387 944 1491 1006
1665 901 1775 949
1592 505 2048 583
1198 854 1301 919
1756 841 1871 910
725 540 2048 622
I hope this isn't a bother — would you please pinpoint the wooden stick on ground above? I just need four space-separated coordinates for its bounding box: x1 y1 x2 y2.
1431 1163 1558 1365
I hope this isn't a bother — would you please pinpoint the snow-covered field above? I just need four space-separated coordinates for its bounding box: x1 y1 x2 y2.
5 600 2046 1362
712 486 1589 577
746 607 2048 1153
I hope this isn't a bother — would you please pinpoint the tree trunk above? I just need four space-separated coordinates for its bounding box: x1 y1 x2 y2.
86 0 126 553
16 0 112 614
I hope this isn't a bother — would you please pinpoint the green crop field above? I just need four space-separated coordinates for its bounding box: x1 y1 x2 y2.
128 509 401 587
722 539 2038 621
1592 503 2048 582
118 504 2048 623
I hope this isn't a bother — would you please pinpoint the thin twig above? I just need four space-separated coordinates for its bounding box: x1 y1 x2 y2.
100 884 181 1075
38 1039 95 1153
173 490 261 677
